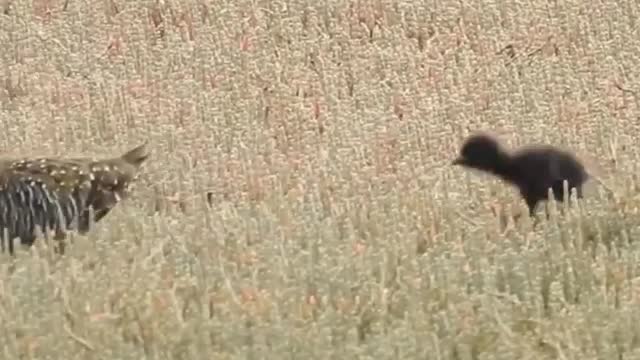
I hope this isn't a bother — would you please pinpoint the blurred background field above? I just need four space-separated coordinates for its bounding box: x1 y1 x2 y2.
2 0 640 358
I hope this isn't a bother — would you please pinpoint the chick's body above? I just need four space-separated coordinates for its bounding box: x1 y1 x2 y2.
453 134 589 216
508 146 589 213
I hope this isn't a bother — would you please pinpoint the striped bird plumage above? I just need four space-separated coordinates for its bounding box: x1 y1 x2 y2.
0 143 150 254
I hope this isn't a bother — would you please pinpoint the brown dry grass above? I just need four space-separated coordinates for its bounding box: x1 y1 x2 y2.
1 0 640 358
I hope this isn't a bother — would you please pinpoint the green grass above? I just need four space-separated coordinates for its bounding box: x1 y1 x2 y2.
2 0 640 358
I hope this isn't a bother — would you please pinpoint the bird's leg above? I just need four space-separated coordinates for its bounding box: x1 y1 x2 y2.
532 215 542 229
526 198 538 218
7 236 13 256
54 239 66 255
53 228 67 254
527 198 549 229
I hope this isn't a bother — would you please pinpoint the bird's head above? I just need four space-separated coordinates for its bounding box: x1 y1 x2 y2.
452 133 508 172
88 142 151 211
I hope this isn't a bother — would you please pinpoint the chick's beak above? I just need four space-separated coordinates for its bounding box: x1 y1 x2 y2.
452 157 464 166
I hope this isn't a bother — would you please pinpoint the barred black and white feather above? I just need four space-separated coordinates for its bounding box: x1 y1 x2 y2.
0 143 150 254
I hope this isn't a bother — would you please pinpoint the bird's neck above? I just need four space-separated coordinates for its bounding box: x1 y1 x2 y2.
484 153 517 183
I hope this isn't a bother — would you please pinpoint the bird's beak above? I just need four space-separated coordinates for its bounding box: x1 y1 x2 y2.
452 157 464 166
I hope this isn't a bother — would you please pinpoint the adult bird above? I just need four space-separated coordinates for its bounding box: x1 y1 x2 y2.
452 133 589 217
0 142 150 254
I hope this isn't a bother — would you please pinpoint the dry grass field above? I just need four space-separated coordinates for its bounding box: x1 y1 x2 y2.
2 0 640 358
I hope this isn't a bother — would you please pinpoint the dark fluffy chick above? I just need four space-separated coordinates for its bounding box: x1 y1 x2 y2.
452 133 589 216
